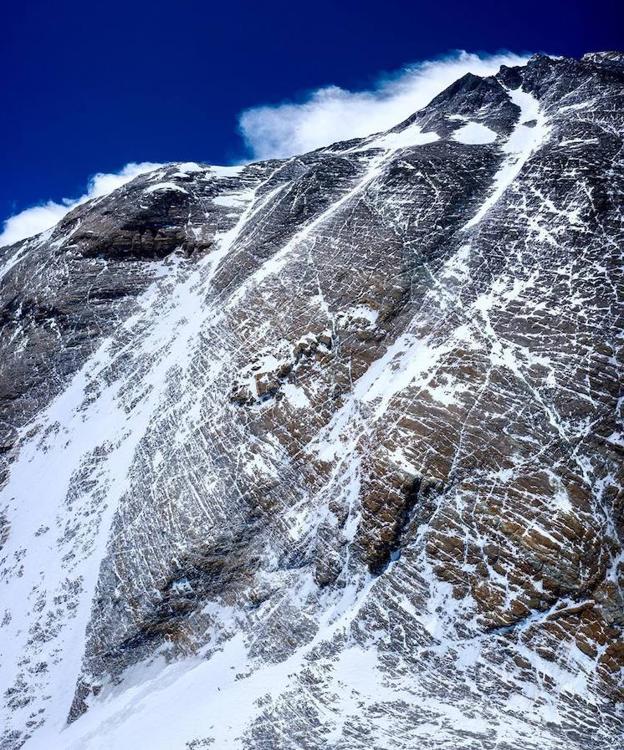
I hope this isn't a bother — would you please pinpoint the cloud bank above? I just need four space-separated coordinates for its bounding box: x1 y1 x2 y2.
0 162 162 247
239 50 530 160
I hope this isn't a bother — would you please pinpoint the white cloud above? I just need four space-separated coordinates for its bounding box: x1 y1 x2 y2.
0 162 162 247
239 50 530 160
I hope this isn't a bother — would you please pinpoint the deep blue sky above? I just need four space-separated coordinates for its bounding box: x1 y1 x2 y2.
2 0 622 224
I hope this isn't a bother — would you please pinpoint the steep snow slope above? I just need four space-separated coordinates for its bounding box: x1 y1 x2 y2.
0 52 623 749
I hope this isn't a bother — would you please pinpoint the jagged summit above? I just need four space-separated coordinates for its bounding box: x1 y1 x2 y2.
0 52 622 749
581 50 624 67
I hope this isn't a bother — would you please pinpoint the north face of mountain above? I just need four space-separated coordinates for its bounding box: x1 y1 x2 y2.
0 52 622 750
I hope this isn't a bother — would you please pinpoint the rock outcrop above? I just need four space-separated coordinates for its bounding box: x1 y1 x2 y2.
0 52 622 749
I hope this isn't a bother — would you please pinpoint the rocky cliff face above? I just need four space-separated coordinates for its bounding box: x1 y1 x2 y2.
0 52 622 750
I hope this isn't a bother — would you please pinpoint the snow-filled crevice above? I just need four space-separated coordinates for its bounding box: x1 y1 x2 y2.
463 87 550 229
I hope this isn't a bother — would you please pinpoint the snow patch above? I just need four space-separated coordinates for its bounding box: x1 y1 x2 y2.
145 182 189 195
212 193 251 208
209 165 246 177
281 383 310 409
367 123 440 151
452 121 498 145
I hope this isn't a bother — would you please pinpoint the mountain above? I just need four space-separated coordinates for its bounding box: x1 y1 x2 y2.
0 51 622 750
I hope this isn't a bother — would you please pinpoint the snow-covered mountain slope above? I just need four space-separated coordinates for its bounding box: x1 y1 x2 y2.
0 51 623 749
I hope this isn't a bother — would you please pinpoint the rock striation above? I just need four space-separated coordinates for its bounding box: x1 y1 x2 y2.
0 52 623 749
